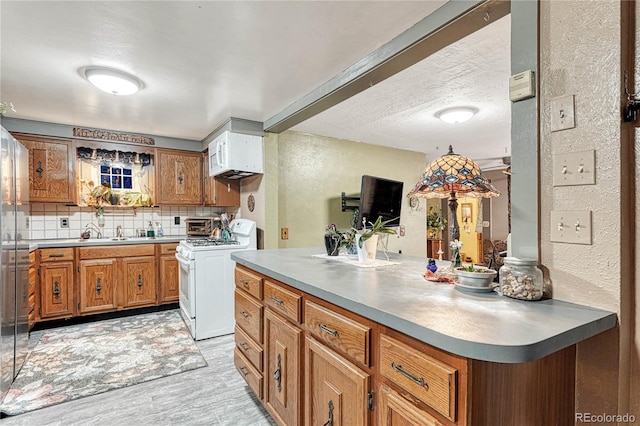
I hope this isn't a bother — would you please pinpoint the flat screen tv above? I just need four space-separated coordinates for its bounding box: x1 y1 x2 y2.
357 175 404 229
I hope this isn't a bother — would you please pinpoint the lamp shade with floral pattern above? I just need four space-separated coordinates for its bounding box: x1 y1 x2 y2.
408 145 500 199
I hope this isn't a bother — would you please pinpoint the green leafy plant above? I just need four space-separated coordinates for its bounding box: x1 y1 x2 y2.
357 216 397 248
427 206 447 233
0 101 15 116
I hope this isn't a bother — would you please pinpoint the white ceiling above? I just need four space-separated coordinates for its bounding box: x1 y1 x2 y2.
0 1 510 166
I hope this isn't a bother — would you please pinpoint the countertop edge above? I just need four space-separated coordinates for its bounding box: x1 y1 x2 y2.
31 236 186 249
232 252 618 364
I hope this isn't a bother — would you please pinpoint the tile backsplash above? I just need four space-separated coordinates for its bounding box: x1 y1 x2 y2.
29 203 238 240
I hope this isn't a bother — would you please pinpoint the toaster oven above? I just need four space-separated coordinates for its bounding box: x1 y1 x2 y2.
185 217 220 236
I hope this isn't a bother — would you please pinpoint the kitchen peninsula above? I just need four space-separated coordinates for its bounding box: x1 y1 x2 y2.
231 247 617 425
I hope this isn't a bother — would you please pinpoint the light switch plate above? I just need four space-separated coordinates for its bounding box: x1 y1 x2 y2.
553 150 596 186
550 210 592 245
550 95 576 132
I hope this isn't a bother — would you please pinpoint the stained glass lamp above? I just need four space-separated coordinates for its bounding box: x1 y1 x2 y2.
408 145 499 265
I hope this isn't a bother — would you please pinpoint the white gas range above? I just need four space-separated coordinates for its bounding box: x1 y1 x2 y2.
175 218 257 340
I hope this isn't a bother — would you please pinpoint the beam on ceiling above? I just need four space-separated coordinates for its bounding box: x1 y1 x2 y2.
264 0 510 133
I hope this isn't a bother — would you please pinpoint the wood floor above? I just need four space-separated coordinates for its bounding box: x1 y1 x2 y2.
1 322 275 426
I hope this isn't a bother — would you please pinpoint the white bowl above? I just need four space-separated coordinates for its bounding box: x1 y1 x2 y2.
454 267 497 287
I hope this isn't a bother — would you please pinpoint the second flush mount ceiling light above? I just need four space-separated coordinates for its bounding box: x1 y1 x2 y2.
81 66 144 96
436 106 478 124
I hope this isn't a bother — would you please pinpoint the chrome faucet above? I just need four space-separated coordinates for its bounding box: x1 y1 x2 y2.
116 225 123 239
85 223 102 239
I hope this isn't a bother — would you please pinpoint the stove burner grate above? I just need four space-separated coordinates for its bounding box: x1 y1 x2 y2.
185 238 241 247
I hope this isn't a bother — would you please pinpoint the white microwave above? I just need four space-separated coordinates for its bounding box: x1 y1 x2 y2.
208 131 264 180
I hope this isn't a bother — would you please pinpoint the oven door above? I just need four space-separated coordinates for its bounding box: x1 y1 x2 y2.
176 251 196 320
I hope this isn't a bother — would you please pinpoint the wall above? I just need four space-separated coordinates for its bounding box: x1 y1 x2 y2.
28 203 229 240
263 131 427 257
484 169 510 240
540 0 636 417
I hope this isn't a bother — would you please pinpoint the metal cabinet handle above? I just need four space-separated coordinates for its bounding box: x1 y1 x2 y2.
36 161 43 178
178 172 184 185
238 366 249 377
137 274 143 289
49 253 65 258
391 362 427 388
323 400 334 426
96 277 102 295
239 342 249 351
273 353 282 392
319 323 339 337
239 310 249 319
240 279 249 287
53 280 60 299
270 295 284 306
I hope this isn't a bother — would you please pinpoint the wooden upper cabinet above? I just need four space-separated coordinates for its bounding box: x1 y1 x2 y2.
202 151 240 207
15 134 75 203
155 149 202 205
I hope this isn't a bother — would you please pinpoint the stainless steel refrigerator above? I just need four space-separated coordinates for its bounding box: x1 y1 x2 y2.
0 125 29 400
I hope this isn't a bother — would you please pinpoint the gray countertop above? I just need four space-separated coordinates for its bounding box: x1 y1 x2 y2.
33 235 187 248
231 247 617 363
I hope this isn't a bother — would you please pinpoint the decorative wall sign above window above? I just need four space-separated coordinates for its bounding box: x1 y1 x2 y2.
73 127 155 145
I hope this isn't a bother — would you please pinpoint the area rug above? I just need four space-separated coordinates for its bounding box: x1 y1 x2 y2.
0 309 207 416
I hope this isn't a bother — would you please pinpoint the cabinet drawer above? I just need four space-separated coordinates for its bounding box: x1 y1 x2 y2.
264 280 301 323
304 300 370 366
235 289 263 344
79 244 154 260
235 325 263 372
158 243 178 255
234 348 263 400
235 266 263 300
40 248 74 262
380 334 458 421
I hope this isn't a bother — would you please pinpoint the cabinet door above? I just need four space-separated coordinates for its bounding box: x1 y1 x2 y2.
17 135 75 203
79 258 117 314
156 149 202 205
40 261 74 319
305 336 370 426
159 255 179 303
378 385 445 426
211 178 240 206
122 256 156 308
264 309 302 426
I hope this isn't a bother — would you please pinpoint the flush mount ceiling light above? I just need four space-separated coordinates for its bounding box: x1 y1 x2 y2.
436 107 478 124
82 67 143 96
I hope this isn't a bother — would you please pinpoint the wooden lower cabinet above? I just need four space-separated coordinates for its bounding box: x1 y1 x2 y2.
235 265 578 426
264 309 302 426
378 385 444 426
78 258 117 314
78 245 157 314
39 248 75 319
158 243 179 303
121 256 156 308
305 336 371 426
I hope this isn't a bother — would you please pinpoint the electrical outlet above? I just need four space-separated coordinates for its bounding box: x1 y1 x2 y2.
399 225 405 237
60 217 69 228
174 216 180 225
550 210 592 245
281 227 289 240
550 94 576 132
553 150 596 186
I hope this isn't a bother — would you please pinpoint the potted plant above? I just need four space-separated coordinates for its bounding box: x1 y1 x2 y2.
324 224 343 256
427 206 447 239
355 216 397 262
454 264 497 287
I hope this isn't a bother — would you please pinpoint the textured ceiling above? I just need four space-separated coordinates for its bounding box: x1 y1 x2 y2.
0 1 510 166
292 13 512 167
